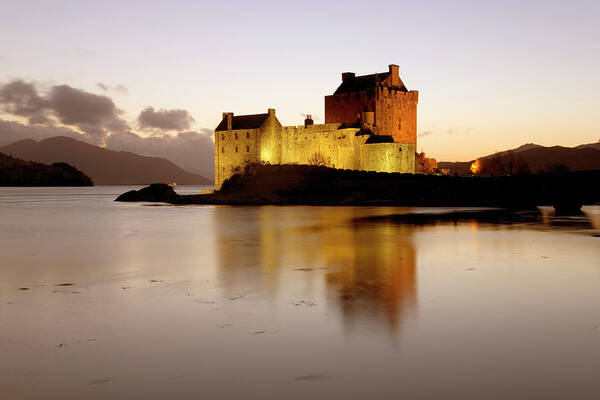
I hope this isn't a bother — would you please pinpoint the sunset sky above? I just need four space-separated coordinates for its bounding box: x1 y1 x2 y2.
1 0 598 167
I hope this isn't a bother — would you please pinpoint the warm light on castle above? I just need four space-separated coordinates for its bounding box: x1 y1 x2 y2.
214 64 419 189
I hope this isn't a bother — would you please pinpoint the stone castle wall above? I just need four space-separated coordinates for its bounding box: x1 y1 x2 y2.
257 109 283 165
324 91 373 125
325 88 418 145
215 122 415 189
374 89 418 144
281 124 414 174
214 127 260 189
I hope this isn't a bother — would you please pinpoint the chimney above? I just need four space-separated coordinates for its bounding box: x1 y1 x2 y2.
388 64 400 86
342 72 355 81
304 114 313 127
268 108 276 117
225 112 233 130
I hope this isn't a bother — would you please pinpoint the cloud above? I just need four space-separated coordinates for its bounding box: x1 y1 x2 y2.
105 129 214 177
0 80 130 143
49 85 128 140
418 131 434 137
0 79 214 177
138 106 194 131
0 80 51 124
96 83 128 94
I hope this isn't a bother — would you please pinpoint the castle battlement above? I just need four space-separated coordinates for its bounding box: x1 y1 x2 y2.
213 65 418 189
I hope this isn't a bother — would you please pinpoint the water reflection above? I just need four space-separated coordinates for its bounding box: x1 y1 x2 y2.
214 206 417 333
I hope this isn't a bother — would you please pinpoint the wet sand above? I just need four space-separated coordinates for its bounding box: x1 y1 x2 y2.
1 187 599 399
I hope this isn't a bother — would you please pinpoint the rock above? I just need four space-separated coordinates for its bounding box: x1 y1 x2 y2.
115 183 179 202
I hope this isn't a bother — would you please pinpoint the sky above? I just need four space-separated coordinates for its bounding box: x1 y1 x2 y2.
0 0 598 172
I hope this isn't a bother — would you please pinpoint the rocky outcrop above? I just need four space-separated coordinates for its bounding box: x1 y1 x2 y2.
115 183 178 202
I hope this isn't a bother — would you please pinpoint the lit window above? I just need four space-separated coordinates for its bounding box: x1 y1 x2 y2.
246 145 250 152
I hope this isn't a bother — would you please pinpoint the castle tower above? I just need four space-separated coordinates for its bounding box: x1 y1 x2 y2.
324 64 419 144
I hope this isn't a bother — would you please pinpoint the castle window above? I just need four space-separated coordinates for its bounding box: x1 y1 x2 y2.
235 146 238 153
221 133 224 140
246 132 250 139
246 145 250 152
221 146 224 153
235 132 238 139
398 118 402 130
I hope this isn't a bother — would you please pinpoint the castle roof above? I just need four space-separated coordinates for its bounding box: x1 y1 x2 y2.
215 113 269 131
333 72 407 95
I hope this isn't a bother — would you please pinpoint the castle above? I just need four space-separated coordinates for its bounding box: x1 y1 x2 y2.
214 64 418 189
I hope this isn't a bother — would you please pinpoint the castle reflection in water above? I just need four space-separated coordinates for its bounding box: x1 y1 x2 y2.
213 206 417 333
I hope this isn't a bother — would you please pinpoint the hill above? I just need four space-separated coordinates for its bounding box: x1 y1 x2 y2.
0 152 93 186
0 136 212 185
439 142 600 175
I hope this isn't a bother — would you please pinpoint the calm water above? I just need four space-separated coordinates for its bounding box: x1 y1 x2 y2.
1 187 599 400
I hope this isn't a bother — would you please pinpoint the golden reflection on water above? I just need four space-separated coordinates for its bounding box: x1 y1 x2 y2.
215 206 417 332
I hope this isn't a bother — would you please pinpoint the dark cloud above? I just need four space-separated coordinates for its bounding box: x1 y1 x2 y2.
0 80 51 124
50 85 123 125
138 106 194 131
105 129 214 177
96 83 128 94
48 84 129 142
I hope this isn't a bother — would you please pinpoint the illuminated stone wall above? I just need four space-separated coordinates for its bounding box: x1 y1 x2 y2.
215 120 415 189
257 109 283 165
280 124 415 173
374 89 418 144
214 127 260 189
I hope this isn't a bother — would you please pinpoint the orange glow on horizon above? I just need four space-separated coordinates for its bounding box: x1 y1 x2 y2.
470 159 481 174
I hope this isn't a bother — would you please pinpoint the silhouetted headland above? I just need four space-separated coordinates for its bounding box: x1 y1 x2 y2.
115 163 599 212
0 152 93 186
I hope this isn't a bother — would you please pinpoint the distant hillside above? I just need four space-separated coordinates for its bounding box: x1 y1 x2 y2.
577 142 600 151
0 152 93 186
0 136 212 185
439 142 600 175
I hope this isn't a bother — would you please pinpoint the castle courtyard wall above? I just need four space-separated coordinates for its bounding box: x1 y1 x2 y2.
215 124 416 189
280 124 415 174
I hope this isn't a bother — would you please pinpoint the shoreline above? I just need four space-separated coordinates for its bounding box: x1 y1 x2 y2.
115 164 600 211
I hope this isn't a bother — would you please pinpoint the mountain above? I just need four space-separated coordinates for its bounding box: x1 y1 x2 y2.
0 152 93 186
0 136 212 185
439 142 600 175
